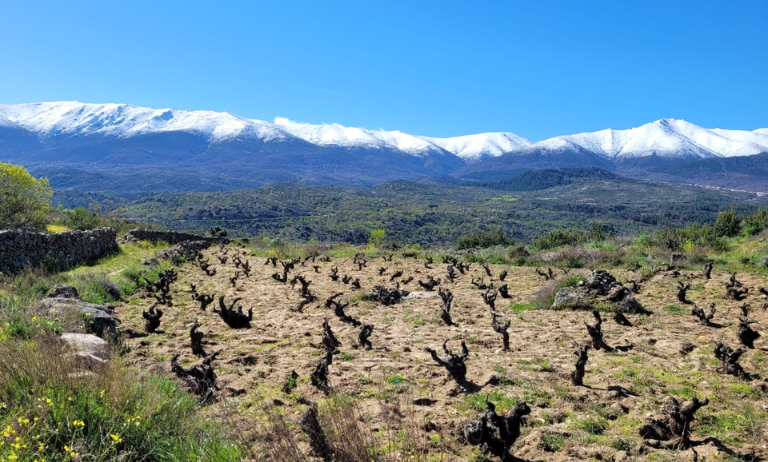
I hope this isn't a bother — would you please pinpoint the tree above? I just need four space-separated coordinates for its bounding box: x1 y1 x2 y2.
368 229 386 248
714 209 742 238
0 161 53 230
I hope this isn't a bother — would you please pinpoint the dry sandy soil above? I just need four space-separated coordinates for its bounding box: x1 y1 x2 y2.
115 246 768 462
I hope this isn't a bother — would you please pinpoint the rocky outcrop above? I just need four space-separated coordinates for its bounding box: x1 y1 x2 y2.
0 228 118 272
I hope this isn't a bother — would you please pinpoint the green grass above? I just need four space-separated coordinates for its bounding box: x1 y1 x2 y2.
662 305 686 315
509 303 534 312
571 417 609 435
541 433 565 452
561 275 587 288
462 391 519 413
0 336 241 462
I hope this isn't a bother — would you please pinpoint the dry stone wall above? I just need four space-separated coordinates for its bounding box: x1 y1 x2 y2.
0 228 118 272
122 228 225 245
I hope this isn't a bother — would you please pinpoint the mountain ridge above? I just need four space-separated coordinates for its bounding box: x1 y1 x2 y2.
2 101 766 162
1 101 767 193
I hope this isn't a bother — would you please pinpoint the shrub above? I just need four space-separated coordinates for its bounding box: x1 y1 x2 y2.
456 226 515 250
533 229 587 250
0 161 53 230
368 228 387 248
714 209 742 238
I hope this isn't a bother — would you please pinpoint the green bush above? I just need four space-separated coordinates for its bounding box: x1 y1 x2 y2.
0 161 53 230
456 226 515 250
714 209 742 238
533 229 587 250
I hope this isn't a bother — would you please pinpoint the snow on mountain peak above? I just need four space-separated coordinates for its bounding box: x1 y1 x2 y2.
273 118 531 160
0 101 287 142
0 101 764 163
273 117 450 157
424 132 531 161
523 119 768 160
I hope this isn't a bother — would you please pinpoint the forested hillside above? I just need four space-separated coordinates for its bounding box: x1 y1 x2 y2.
113 172 768 245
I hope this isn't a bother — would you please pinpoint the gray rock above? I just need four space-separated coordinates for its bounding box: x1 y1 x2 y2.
758 255 768 269
552 288 590 310
41 298 117 336
48 284 79 299
61 333 110 359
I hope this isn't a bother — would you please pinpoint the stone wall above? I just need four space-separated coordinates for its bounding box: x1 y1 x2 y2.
122 228 226 245
0 228 118 272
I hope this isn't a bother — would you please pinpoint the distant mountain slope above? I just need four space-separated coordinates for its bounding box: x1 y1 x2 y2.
1 101 766 192
112 176 768 245
457 119 768 186
471 167 625 191
622 152 768 192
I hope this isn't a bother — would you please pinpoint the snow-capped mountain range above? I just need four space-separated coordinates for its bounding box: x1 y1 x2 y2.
2 101 764 163
0 102 529 162
0 101 767 193
516 118 768 160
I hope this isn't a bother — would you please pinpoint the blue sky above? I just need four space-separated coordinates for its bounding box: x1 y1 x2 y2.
0 0 765 141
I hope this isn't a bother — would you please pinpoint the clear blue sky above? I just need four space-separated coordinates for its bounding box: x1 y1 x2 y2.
0 0 765 141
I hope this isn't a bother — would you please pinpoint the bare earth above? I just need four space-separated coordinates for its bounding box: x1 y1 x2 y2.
116 248 768 461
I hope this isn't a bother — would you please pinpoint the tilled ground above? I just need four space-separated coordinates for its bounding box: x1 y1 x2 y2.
116 248 768 461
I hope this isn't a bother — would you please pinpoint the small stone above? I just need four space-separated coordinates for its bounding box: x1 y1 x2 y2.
613 450 629 462
697 336 712 344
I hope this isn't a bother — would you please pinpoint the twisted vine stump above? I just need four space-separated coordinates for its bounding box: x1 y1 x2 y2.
571 343 590 386
190 318 205 356
358 323 374 350
462 399 531 461
427 341 469 386
738 305 760 348
298 397 333 462
214 296 252 328
143 304 163 333
171 351 219 402
491 313 510 351
438 288 454 326
482 288 497 311
677 282 692 304
714 342 748 378
585 310 613 351
691 304 716 326
613 306 632 327
418 275 441 291
639 397 709 449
